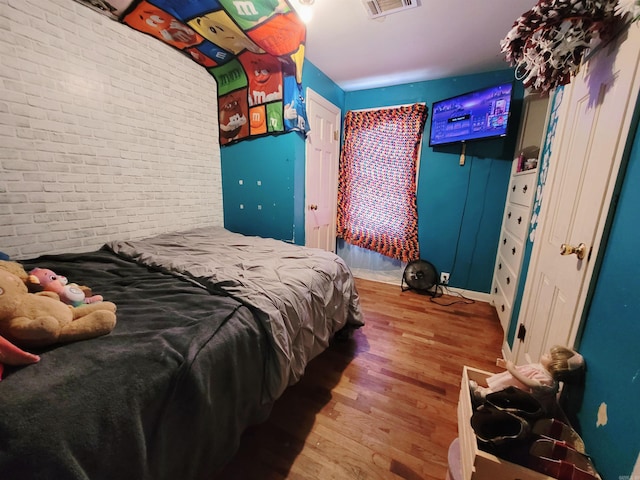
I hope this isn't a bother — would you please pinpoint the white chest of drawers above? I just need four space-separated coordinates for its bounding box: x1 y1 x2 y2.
492 166 538 332
491 92 549 335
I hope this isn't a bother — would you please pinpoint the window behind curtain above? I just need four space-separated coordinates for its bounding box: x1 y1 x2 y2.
336 104 428 263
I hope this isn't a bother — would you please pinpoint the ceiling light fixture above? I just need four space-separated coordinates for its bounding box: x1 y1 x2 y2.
296 0 314 23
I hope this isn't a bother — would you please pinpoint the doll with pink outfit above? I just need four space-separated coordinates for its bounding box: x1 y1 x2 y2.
471 345 585 400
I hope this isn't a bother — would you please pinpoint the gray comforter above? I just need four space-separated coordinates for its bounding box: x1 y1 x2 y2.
108 226 364 402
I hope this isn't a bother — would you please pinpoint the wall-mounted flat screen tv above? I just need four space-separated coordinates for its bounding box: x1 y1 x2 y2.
429 82 513 147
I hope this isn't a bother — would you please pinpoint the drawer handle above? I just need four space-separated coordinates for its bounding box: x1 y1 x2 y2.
501 304 505 312
494 287 498 293
523 185 528 193
506 277 511 284
503 238 507 245
498 263 502 270
512 185 516 192
512 247 517 255
517 216 522 224
507 212 512 219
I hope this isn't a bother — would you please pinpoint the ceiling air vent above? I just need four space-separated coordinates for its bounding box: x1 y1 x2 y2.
363 0 420 19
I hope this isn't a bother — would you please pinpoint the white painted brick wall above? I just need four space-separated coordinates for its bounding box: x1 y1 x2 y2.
0 0 223 259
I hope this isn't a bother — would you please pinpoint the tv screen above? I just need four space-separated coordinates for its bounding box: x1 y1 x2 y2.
429 82 513 147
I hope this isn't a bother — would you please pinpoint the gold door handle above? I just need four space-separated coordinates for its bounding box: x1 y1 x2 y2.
560 243 587 260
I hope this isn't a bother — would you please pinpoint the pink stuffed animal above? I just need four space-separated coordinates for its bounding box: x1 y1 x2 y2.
28 268 104 307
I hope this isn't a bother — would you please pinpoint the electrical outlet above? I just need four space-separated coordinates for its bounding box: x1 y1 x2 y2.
440 272 450 285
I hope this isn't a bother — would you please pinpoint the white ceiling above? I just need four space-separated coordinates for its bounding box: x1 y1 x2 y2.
289 0 536 91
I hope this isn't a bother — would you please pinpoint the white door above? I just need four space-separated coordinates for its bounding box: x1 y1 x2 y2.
515 23 640 364
305 88 341 252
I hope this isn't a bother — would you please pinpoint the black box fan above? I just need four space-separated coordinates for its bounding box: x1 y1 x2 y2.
402 259 439 295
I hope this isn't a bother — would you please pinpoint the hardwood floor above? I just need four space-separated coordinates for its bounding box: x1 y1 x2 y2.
217 278 504 479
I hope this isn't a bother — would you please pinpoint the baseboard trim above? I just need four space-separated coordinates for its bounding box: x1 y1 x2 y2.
353 272 492 304
439 286 492 304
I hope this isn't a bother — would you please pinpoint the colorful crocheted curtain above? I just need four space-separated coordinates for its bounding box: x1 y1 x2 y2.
337 104 427 262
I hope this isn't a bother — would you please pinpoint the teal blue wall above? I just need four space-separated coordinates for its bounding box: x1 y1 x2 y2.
576 113 640 479
301 61 345 109
221 60 343 244
221 135 300 242
344 70 523 292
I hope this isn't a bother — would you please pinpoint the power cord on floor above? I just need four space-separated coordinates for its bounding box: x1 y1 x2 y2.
429 284 475 306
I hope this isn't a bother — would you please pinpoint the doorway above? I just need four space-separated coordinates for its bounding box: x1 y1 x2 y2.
304 89 341 252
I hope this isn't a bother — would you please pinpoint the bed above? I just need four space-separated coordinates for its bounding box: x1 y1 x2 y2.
0 227 363 480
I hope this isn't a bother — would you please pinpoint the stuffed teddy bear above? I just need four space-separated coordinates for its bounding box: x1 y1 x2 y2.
0 260 30 284
27 267 104 307
0 261 47 379
0 269 117 349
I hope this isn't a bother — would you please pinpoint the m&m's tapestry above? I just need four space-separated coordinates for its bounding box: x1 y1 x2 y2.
336 104 427 263
75 0 309 146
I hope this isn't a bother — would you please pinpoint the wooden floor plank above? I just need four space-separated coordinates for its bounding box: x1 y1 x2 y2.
217 278 504 479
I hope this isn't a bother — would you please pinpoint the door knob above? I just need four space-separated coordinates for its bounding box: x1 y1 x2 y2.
560 242 587 260
309 204 318 211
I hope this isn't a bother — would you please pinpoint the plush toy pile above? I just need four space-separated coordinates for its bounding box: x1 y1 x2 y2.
27 267 105 306
0 260 117 380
